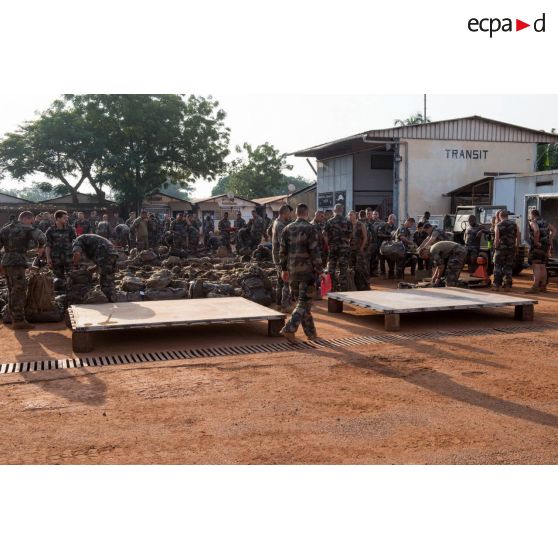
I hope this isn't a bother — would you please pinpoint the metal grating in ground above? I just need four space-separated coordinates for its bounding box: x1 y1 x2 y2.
0 323 554 375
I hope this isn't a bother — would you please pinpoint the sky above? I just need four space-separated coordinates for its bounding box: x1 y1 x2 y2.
1 94 557 199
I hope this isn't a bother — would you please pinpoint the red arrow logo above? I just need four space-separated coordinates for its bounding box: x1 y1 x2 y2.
516 19 530 31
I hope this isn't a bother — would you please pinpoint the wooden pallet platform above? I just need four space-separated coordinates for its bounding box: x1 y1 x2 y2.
327 288 537 331
67 298 285 352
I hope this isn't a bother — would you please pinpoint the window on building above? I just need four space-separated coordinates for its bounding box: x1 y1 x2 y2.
536 180 554 187
371 154 394 170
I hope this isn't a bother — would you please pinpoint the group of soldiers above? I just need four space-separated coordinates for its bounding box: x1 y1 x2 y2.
0 210 121 329
1 201 555 334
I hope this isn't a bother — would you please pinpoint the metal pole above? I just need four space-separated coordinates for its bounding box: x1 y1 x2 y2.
424 94 427 121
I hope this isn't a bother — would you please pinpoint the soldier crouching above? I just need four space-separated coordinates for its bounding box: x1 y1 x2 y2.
72 234 119 302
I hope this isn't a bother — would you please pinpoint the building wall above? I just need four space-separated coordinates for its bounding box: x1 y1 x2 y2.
195 199 256 224
401 139 536 218
288 187 317 216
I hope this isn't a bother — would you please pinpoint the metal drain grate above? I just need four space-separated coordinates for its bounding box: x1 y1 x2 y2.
0 323 555 375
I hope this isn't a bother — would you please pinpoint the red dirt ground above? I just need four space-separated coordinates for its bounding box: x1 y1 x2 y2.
1 274 557 464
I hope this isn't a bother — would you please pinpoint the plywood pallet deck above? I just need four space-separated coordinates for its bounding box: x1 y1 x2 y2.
67 298 286 352
327 288 536 331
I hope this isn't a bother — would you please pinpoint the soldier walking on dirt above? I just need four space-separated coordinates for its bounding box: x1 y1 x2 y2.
279 204 323 342
0 211 47 329
72 234 119 302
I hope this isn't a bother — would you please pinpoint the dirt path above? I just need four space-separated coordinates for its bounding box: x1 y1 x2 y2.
1 275 557 464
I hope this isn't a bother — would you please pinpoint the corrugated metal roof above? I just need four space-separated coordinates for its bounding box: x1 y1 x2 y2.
193 193 258 205
293 115 558 159
0 192 32 204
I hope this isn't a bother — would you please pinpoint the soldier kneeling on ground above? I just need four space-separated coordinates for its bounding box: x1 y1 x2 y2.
426 240 467 287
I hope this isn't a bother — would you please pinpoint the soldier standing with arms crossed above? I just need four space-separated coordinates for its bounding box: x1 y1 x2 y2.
279 204 323 342
0 211 46 329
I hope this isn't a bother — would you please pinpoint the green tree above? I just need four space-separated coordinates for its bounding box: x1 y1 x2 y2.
73 94 230 208
214 143 292 199
159 180 192 200
0 94 230 207
394 112 431 126
536 129 558 171
211 174 230 196
0 100 107 204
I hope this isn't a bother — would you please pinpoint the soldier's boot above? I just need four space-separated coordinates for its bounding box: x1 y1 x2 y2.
279 327 296 343
524 286 540 294
12 321 35 330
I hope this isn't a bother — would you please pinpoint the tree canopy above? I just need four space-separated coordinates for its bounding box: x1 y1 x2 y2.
536 129 558 171
210 143 311 199
0 94 230 206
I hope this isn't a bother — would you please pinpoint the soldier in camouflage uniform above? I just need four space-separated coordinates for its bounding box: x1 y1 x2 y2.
493 209 519 291
170 213 189 256
147 213 161 250
46 210 77 284
0 211 47 329
366 208 382 277
72 234 118 302
203 214 214 247
38 212 54 233
429 240 467 287
377 214 397 279
186 214 200 253
75 211 92 236
130 211 150 251
349 210 369 290
272 205 293 310
218 212 232 254
324 203 351 291
234 212 246 230
393 217 417 279
464 215 486 273
125 211 137 248
96 214 112 240
89 210 99 234
248 209 265 250
526 209 556 293
311 210 327 297
279 204 323 341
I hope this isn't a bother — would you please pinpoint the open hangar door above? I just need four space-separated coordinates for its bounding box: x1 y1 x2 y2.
353 143 395 217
